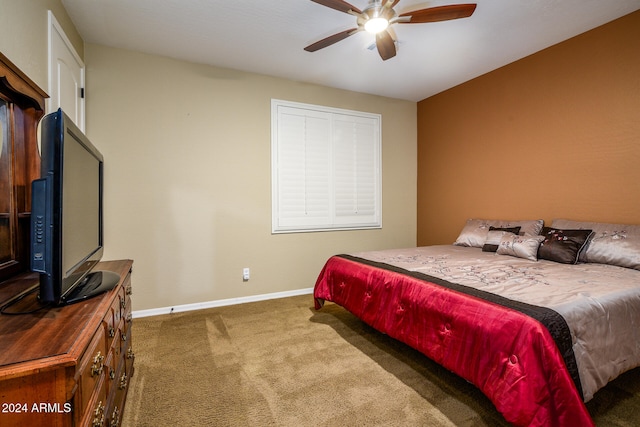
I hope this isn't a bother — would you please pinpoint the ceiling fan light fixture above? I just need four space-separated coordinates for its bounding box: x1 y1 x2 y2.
364 17 389 34
306 1 477 61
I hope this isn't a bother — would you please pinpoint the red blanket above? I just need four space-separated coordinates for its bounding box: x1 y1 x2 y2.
314 255 594 427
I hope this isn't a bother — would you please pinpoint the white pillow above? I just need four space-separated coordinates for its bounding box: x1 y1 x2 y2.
496 234 546 261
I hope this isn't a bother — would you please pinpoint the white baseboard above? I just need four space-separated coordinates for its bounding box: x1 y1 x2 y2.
132 287 314 319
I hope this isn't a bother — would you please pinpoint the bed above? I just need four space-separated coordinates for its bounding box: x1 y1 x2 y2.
313 218 640 427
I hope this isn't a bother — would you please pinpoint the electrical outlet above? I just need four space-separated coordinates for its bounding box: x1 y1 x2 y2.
242 268 250 281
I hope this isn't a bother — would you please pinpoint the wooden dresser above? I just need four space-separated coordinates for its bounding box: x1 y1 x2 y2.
0 259 134 427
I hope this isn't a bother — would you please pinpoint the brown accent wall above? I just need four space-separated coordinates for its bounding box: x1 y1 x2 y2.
417 10 640 246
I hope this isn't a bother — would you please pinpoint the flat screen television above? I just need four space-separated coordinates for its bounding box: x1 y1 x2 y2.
30 108 119 306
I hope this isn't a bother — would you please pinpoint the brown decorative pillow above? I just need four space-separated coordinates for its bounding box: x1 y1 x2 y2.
482 226 522 252
538 227 593 264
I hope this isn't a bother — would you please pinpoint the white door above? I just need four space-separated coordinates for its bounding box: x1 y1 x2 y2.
48 11 85 131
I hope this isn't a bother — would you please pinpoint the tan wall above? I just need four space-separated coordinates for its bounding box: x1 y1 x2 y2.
85 45 417 311
417 11 640 246
0 0 83 93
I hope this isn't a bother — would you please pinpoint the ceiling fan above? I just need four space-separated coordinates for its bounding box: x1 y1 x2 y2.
304 0 477 61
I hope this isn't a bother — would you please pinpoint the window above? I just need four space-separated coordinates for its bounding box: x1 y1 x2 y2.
271 99 381 233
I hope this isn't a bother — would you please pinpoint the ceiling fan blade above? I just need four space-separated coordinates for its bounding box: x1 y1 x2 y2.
399 4 477 23
376 30 396 61
304 28 359 52
311 0 362 14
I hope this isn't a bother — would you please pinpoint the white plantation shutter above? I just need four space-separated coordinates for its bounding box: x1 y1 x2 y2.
277 108 331 226
272 99 381 233
334 117 377 221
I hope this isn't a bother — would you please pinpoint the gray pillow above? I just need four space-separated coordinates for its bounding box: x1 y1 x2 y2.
454 218 544 248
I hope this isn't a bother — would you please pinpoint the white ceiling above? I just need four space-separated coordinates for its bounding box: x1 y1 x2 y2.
61 0 640 102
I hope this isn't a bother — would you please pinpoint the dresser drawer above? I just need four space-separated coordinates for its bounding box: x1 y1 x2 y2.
103 294 121 352
119 273 132 320
107 326 122 391
121 302 132 347
78 379 108 427
75 324 108 419
105 351 128 427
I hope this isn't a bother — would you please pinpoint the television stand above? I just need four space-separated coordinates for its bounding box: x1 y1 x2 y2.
63 270 121 305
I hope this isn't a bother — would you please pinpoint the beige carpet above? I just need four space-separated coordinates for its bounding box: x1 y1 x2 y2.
122 295 640 426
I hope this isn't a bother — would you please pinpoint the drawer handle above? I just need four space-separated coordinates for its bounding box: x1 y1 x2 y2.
110 368 116 380
110 406 120 427
127 348 135 360
119 373 128 390
91 351 105 377
125 284 132 295
121 333 127 342
121 298 126 310
109 327 116 338
93 400 105 427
